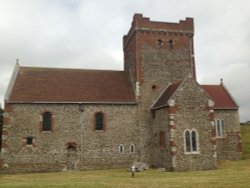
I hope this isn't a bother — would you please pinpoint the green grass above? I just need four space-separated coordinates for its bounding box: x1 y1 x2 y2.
241 125 250 159
1 163 250 188
0 126 250 188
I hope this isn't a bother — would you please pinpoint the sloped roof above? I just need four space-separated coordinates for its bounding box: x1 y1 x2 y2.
7 66 136 104
201 85 238 109
151 81 182 110
151 79 238 110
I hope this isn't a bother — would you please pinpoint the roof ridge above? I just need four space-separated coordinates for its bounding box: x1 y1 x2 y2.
6 65 136 103
20 66 124 72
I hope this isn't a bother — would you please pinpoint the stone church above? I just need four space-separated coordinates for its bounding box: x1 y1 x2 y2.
1 14 241 172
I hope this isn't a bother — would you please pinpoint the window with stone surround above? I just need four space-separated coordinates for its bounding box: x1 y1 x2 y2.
119 144 124 154
95 112 104 130
42 111 53 131
215 119 224 138
130 144 135 153
184 129 199 154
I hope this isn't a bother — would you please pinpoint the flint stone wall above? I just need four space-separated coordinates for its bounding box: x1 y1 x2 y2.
2 103 139 172
152 78 217 171
214 109 242 160
137 44 193 165
152 108 172 170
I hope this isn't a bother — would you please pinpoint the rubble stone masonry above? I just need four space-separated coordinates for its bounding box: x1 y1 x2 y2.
2 104 138 172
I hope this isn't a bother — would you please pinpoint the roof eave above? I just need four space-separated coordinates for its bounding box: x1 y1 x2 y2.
151 104 169 111
213 107 238 110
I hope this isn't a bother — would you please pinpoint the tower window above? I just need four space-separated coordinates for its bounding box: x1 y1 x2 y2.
157 39 164 48
152 85 158 91
168 40 174 49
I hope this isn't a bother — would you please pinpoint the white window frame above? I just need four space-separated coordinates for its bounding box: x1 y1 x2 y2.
215 119 225 138
184 129 200 154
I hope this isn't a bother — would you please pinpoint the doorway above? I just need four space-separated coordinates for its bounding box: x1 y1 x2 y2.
67 143 78 170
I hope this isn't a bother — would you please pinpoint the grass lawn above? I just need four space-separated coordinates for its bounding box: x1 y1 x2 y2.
0 126 250 188
241 125 250 159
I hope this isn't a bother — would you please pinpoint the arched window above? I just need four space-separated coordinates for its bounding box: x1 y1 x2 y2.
168 39 174 49
191 131 197 152
184 129 199 154
157 39 164 48
185 130 191 152
119 144 124 154
130 144 135 153
42 112 52 131
95 112 104 130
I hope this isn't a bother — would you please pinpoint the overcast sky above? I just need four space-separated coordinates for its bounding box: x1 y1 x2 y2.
0 0 249 122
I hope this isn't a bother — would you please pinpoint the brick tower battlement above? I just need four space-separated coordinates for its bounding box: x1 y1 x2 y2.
123 13 194 49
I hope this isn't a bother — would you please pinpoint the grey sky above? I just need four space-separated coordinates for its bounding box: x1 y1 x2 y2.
0 0 249 121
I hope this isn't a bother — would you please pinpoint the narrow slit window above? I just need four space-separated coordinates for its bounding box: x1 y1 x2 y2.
119 144 124 154
191 131 197 152
185 131 191 152
130 144 135 153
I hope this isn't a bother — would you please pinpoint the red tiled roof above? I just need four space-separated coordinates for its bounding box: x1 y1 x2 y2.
151 81 182 110
7 67 136 104
201 85 238 109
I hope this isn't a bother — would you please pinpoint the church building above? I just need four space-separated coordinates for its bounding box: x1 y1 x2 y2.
1 14 241 172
